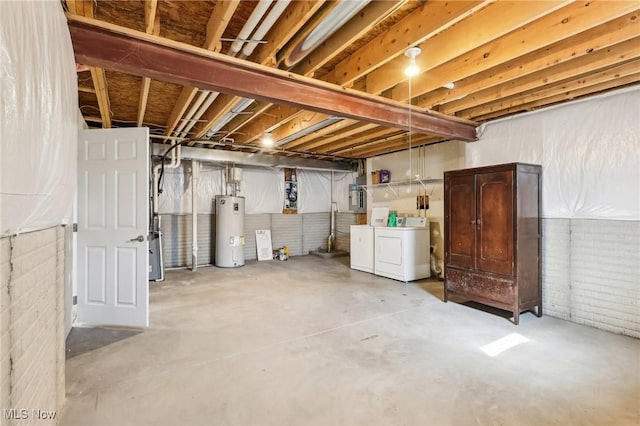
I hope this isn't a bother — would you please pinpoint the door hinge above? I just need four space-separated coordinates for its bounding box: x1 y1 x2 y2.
73 295 77 305
73 223 78 232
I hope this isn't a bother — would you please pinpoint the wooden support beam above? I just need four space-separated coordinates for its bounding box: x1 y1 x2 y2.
137 2 159 126
205 0 241 52
67 17 477 140
69 18 476 141
89 66 111 128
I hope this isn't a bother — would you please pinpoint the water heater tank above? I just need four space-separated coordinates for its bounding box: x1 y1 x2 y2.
215 195 245 268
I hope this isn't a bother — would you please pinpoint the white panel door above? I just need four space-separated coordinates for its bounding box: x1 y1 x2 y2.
77 127 149 327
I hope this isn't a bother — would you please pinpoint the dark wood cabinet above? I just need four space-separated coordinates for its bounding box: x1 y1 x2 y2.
444 163 542 324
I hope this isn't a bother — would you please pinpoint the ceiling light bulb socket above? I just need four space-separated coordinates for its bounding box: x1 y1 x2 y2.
404 46 422 59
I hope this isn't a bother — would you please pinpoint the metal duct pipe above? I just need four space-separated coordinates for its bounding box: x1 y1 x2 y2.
191 160 199 271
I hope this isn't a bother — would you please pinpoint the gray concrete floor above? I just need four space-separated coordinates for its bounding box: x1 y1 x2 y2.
61 256 639 426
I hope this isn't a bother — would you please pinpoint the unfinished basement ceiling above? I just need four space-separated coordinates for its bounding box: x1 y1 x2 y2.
66 0 640 160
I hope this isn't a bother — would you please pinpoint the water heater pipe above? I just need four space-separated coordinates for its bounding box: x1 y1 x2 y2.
191 160 199 271
327 171 336 253
153 142 181 215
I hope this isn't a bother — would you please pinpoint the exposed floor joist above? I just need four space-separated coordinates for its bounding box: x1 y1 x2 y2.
67 16 478 141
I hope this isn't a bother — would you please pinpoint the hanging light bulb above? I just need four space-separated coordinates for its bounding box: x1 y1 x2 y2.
262 132 274 147
404 46 422 77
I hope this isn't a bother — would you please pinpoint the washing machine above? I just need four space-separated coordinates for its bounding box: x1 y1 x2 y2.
374 224 430 282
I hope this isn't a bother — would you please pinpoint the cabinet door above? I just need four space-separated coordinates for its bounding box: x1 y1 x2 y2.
446 174 476 269
476 170 514 275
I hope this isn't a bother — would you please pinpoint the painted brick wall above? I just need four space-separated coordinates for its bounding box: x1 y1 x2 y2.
569 219 640 337
542 219 571 320
0 227 66 425
542 219 640 338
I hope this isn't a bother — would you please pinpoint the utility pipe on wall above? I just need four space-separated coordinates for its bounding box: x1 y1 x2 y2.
328 171 336 253
152 142 182 215
191 159 199 271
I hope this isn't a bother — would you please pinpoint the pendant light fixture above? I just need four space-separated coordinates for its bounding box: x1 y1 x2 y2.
404 46 421 77
262 132 274 147
404 46 421 189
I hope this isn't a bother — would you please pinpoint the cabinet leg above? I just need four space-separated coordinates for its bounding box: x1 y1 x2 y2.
537 303 543 317
513 311 519 325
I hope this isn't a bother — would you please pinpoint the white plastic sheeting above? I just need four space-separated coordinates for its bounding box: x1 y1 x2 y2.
467 87 640 220
0 1 78 236
158 164 355 215
237 167 284 214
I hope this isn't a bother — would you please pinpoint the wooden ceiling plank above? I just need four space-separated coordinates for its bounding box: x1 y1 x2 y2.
137 77 152 126
137 3 159 127
164 87 199 137
144 0 157 34
473 74 640 122
459 60 640 120
64 19 477 139
366 0 571 95
70 0 114 129
327 1 488 87
285 120 365 150
417 11 640 110
164 1 239 139
442 37 640 114
394 0 640 103
322 127 404 154
232 105 301 144
90 66 111 128
205 0 241 52
344 135 438 158
222 102 273 141
196 1 325 141
192 93 241 140
271 111 334 143
292 0 407 77
66 0 79 15
256 1 408 148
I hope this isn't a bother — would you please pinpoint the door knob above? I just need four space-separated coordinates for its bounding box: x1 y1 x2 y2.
128 235 145 242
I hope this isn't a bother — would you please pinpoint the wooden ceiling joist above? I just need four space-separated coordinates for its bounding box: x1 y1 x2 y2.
417 10 640 110
68 17 478 141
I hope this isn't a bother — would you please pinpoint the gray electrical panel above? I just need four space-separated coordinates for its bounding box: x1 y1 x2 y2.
349 175 367 213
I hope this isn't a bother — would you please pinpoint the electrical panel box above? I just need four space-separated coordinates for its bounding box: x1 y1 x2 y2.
349 175 367 213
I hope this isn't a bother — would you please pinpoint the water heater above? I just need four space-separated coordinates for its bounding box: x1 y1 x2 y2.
215 195 245 268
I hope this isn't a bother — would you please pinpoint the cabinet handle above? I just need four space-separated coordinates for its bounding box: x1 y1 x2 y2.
471 220 476 224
